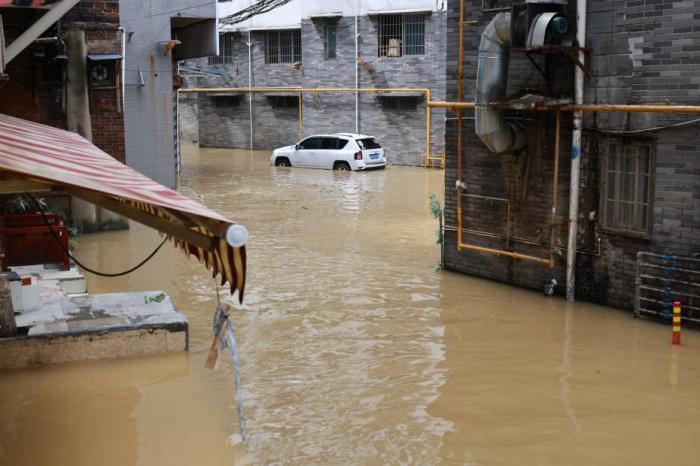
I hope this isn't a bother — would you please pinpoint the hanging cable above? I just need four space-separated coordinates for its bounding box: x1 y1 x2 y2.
24 193 169 278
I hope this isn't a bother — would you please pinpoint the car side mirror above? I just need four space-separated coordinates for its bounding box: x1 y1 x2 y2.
295 144 300 150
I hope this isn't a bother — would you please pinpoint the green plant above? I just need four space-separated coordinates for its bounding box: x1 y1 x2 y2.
429 193 444 270
144 292 167 304
1 194 81 238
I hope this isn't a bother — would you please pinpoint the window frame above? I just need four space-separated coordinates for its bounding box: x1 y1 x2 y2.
209 32 235 65
599 137 656 238
265 29 302 64
377 14 426 58
324 23 337 60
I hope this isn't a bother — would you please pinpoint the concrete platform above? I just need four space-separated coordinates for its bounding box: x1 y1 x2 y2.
0 265 188 369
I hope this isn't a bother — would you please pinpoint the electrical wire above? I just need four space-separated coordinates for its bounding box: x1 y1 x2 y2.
588 117 700 134
24 193 169 278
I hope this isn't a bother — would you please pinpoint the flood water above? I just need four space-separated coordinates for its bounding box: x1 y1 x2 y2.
1 145 699 465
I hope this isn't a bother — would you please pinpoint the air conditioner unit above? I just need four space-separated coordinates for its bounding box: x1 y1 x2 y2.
511 0 574 49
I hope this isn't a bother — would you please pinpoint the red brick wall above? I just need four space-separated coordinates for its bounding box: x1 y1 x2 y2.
0 0 125 162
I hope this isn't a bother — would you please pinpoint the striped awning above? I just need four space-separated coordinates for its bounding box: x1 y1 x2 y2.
0 113 246 301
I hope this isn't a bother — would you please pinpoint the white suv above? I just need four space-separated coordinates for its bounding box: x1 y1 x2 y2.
270 133 386 171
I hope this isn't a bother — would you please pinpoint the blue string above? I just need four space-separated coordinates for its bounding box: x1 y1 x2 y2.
227 319 246 441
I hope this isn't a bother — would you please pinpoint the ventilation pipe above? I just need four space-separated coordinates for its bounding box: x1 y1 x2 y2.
475 12 526 154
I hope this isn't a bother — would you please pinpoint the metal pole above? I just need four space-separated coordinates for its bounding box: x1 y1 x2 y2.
355 0 360 134
247 30 253 151
456 0 465 250
566 0 587 301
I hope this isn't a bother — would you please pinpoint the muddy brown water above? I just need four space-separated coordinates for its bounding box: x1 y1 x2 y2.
1 146 699 466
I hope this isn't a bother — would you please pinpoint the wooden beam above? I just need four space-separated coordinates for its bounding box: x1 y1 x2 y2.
0 174 52 194
64 186 215 250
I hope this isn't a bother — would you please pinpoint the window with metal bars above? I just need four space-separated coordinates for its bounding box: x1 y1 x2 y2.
600 137 655 236
265 29 301 64
209 33 235 65
482 0 522 11
377 14 425 58
324 24 337 60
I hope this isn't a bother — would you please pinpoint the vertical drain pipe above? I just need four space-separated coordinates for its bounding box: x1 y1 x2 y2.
247 30 253 151
354 0 360 133
566 0 588 300
456 0 465 251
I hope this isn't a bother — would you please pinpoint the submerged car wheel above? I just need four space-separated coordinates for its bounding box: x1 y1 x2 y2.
275 157 291 167
334 162 351 171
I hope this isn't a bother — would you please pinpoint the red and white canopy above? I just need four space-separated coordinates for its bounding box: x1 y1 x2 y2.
0 113 246 301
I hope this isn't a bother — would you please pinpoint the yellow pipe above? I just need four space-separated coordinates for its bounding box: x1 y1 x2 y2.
428 100 700 114
457 243 553 265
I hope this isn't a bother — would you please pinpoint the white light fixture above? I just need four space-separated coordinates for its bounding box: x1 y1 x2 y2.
226 224 248 248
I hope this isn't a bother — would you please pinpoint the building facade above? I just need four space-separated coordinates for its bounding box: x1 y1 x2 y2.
120 0 217 188
181 0 448 167
442 0 700 313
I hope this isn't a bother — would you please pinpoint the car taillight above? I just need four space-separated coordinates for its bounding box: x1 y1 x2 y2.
354 151 363 160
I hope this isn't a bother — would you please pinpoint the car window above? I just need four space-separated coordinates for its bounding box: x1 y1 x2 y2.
298 137 323 150
321 138 348 150
356 138 381 150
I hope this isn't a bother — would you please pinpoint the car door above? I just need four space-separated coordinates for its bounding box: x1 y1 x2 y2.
295 137 323 167
319 137 340 169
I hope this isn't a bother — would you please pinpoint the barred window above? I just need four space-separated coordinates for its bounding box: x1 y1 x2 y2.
379 96 420 110
265 29 301 64
324 24 336 60
209 33 234 65
482 0 523 12
268 95 298 108
600 138 655 236
377 14 425 57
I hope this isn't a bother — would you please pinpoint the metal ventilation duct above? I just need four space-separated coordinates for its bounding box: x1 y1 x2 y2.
475 12 526 154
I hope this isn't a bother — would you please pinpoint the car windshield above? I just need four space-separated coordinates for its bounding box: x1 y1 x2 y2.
356 138 381 150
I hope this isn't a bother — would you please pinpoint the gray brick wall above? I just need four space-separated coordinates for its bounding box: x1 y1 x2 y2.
181 12 448 166
442 0 700 311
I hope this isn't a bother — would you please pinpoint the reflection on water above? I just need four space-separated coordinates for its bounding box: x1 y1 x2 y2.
0 145 699 466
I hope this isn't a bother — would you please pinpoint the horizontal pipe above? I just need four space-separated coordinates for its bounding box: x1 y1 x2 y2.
429 101 700 114
458 242 552 266
181 87 429 95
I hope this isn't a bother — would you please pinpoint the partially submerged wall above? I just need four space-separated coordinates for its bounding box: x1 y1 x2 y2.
185 11 448 166
442 0 700 310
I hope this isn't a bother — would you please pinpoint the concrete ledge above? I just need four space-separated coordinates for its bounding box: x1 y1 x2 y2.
0 327 187 369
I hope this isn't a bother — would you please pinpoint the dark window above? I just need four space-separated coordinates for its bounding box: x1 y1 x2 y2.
482 0 522 12
379 96 420 110
324 24 337 60
268 95 298 107
377 14 425 57
298 137 323 150
356 138 382 150
265 29 301 64
321 137 347 149
600 137 655 236
209 33 234 64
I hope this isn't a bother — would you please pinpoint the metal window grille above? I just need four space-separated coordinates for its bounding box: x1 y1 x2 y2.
378 14 425 57
324 24 337 60
482 0 522 12
209 33 234 65
600 137 654 236
403 15 425 56
265 29 301 64
379 96 420 111
268 95 298 108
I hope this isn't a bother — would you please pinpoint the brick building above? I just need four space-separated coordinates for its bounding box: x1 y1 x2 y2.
442 0 700 313
181 0 448 167
0 1 124 161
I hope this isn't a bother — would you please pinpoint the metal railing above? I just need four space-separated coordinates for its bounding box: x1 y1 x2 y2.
635 252 700 323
